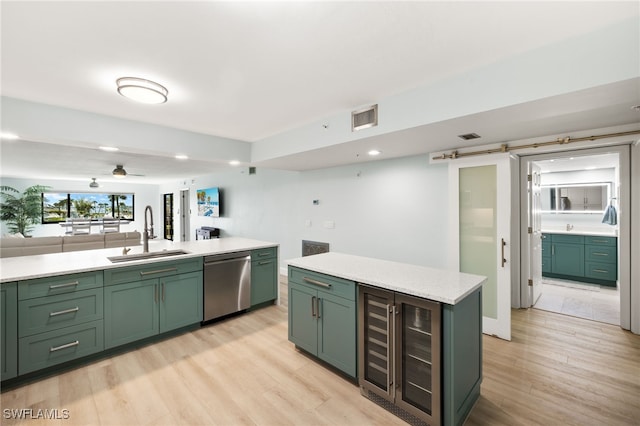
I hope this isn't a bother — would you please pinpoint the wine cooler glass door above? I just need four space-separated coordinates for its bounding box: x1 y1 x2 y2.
359 286 394 398
396 295 441 424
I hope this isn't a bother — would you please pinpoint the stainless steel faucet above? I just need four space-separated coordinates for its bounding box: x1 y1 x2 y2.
143 205 155 253
566 223 574 231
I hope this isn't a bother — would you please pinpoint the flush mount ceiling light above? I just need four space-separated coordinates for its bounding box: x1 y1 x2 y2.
116 77 168 104
175 154 188 160
99 146 119 152
1 132 19 140
112 164 127 178
368 150 382 156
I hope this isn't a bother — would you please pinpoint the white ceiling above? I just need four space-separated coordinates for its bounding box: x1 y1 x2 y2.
1 1 639 183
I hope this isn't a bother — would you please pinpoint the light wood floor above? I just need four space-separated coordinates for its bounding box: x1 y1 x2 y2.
2 278 639 426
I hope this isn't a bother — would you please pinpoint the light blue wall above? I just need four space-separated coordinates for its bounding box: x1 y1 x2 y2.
160 154 449 269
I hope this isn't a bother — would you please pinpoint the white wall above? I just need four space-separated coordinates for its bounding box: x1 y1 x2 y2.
0 177 160 237
159 154 449 270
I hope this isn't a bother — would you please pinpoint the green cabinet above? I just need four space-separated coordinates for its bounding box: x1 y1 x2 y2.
543 233 617 286
251 247 278 307
288 267 356 378
1 283 18 381
16 271 105 375
104 259 202 349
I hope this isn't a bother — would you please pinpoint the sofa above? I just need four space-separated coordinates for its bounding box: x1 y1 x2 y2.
0 231 142 258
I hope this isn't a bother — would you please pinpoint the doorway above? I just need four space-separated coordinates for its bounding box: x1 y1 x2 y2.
520 146 630 329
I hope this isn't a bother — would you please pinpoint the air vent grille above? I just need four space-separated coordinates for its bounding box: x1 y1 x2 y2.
352 104 378 131
458 133 481 140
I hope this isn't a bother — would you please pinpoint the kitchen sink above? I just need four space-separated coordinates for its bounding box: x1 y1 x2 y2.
107 249 190 263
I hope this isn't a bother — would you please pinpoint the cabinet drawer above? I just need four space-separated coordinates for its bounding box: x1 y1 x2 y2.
252 247 277 260
104 257 202 286
585 236 616 246
18 288 103 338
550 234 584 244
584 262 617 281
289 267 355 301
18 271 103 300
585 245 616 264
18 320 104 375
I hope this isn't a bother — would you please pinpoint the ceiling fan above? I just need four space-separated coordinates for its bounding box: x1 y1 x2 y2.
112 164 144 178
89 177 99 188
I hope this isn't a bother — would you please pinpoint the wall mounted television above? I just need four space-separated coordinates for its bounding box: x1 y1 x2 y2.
197 187 220 217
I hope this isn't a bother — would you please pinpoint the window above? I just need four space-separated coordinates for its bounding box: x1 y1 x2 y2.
42 192 135 223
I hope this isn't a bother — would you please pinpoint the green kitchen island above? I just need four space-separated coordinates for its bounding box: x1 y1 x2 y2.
287 252 486 426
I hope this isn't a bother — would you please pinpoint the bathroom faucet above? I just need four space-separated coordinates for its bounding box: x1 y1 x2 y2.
143 205 155 253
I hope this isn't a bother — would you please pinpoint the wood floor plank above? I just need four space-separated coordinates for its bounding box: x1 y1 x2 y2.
2 277 639 425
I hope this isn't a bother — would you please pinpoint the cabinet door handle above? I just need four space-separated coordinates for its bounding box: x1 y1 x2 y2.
140 267 177 276
49 281 79 290
316 297 321 319
311 296 316 317
303 277 332 289
49 307 79 317
50 340 79 352
391 305 398 399
552 245 555 256
161 282 165 302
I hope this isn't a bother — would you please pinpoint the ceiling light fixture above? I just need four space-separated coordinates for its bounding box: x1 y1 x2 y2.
368 150 382 156
89 178 99 188
229 160 240 166
116 77 168 104
175 154 188 160
99 146 119 152
1 132 19 140
112 164 127 178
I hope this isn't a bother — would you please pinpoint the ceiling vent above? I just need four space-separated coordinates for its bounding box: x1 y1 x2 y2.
352 104 378 132
458 133 481 141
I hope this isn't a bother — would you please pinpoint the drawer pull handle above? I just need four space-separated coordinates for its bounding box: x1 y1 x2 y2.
258 261 272 265
50 340 79 352
593 269 609 273
49 281 79 290
303 277 332 289
140 267 177 276
49 307 79 317
593 253 608 256
258 253 270 257
591 239 608 243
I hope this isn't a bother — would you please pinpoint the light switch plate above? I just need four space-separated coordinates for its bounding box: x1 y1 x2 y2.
323 220 335 229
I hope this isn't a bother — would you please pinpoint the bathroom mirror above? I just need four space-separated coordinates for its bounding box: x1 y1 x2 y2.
541 183 610 213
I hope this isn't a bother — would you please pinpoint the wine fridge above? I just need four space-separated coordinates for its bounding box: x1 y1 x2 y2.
358 285 441 425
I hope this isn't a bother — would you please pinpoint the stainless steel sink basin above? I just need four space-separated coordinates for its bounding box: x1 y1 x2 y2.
108 249 190 263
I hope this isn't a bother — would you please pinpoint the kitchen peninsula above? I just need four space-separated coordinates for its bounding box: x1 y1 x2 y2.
287 252 486 426
0 237 279 384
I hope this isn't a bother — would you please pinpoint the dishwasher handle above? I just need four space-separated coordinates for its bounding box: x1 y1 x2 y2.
204 254 251 267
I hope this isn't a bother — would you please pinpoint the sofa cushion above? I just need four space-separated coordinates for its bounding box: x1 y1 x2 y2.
62 234 105 252
104 231 141 248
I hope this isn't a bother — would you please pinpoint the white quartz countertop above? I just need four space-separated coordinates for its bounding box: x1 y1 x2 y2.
287 252 486 305
541 229 617 237
0 237 278 283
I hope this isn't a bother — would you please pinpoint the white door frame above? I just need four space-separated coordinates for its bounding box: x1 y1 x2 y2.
518 145 631 331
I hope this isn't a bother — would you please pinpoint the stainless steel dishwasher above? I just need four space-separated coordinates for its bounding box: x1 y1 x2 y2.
203 252 251 322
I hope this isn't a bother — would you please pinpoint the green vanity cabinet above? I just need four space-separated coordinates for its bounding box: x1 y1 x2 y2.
543 233 617 286
251 247 278 306
1 283 18 381
16 271 104 375
288 266 357 378
104 258 203 349
551 235 585 277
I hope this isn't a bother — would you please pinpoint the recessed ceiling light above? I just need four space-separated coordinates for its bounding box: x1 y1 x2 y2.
229 160 240 166
368 150 381 156
1 132 19 140
116 77 168 104
175 154 188 160
99 146 119 152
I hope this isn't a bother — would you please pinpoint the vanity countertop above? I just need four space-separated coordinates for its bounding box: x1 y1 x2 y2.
541 229 617 237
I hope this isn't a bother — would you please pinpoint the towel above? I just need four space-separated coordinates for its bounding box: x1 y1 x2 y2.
601 204 617 225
